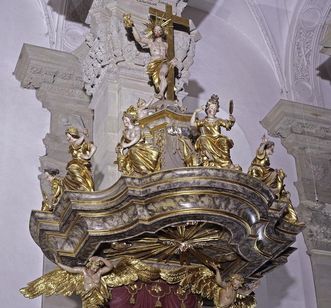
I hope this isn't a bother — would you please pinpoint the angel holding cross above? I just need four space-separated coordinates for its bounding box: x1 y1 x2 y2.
123 5 189 100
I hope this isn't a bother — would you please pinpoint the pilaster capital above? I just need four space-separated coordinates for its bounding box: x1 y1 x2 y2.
261 99 331 155
14 43 84 90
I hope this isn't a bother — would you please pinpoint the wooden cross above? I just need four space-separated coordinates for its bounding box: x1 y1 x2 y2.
149 4 190 101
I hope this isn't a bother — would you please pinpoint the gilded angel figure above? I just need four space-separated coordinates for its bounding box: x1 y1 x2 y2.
20 257 160 308
248 135 302 225
247 135 285 198
161 264 258 308
21 256 114 308
63 127 96 192
41 168 63 212
116 106 161 176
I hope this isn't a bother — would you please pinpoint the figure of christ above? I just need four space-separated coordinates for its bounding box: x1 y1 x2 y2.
124 14 175 99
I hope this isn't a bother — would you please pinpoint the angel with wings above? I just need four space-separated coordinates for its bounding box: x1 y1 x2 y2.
161 264 258 308
21 256 257 308
20 256 114 308
20 256 160 308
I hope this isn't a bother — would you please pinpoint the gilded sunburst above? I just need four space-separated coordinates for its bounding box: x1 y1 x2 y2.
103 222 238 266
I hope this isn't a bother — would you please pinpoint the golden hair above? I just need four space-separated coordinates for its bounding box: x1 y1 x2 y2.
123 105 139 123
144 17 171 39
65 127 80 139
229 274 244 284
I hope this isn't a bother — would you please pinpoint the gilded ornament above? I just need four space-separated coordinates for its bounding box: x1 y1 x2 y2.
104 223 236 267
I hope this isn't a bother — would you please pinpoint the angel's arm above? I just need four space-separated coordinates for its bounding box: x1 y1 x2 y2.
80 143 96 160
55 256 84 274
94 257 115 275
145 96 155 108
190 106 204 127
74 135 85 146
121 127 141 149
57 263 83 274
211 264 227 288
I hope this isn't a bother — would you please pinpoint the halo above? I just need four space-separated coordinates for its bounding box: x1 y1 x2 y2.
144 14 172 38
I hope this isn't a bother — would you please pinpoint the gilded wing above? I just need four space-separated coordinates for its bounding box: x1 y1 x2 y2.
160 266 189 284
20 268 84 298
103 257 160 287
162 265 217 300
181 267 218 300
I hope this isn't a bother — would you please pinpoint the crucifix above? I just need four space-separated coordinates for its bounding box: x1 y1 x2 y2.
149 4 190 101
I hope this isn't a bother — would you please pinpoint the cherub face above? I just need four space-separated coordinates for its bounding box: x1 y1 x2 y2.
232 278 243 290
89 260 103 273
153 25 163 37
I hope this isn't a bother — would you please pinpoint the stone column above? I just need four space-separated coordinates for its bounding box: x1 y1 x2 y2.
261 99 331 308
14 43 93 308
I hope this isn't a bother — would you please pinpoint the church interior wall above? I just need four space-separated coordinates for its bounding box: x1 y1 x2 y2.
0 1 50 307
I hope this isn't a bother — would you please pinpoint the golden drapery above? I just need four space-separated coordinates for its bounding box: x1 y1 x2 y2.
146 58 168 91
63 141 95 192
195 118 234 168
248 149 283 198
117 138 161 176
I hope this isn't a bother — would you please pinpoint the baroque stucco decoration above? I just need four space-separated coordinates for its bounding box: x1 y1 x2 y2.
285 0 331 107
37 0 91 51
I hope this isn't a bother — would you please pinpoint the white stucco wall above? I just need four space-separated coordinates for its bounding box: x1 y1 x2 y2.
0 0 50 307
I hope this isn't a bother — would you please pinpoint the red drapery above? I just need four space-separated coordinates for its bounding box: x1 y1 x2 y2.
107 281 199 308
